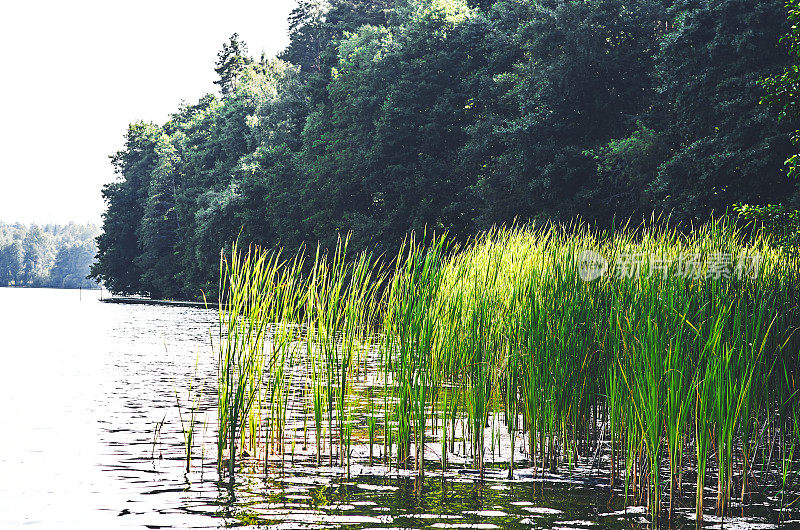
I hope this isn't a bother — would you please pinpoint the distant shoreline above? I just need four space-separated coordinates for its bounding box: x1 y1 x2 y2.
102 296 217 309
0 285 101 290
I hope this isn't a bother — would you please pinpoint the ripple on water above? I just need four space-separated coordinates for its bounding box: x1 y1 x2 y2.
356 483 398 491
3 290 796 530
431 523 500 529
520 506 564 515
397 513 462 520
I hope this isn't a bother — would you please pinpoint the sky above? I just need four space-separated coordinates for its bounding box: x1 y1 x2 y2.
0 0 297 226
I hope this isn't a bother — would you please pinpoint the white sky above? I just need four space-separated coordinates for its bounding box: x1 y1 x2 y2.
0 0 297 226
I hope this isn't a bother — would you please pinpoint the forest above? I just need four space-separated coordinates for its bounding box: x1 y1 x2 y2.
0 222 99 289
91 0 800 300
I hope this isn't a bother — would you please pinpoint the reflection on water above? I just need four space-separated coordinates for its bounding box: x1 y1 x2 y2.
0 288 795 529
0 287 218 528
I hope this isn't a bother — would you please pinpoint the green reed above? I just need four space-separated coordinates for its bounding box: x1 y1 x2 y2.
209 217 800 522
175 360 203 474
382 235 446 475
216 243 279 480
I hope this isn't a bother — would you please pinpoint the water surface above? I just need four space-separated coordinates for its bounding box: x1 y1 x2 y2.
0 288 794 529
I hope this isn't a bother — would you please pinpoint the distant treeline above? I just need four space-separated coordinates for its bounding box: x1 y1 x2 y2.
91 0 800 300
0 222 99 289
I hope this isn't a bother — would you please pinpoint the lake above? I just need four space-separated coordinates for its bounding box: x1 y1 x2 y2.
0 287 792 529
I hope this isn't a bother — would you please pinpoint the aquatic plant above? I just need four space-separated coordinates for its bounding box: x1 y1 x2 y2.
209 218 800 521
175 360 203 474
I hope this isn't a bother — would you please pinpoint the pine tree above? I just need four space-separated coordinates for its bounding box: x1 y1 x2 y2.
214 33 253 96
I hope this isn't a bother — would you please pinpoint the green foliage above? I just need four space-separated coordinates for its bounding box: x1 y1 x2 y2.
0 222 99 288
93 0 800 299
760 0 800 181
650 0 796 220
736 203 800 247
736 0 800 248
137 132 182 299
586 125 670 223
477 0 666 224
49 241 97 288
212 219 800 521
215 33 253 96
91 122 160 294
0 239 23 285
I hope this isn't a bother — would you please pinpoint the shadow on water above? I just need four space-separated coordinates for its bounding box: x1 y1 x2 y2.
192 453 795 529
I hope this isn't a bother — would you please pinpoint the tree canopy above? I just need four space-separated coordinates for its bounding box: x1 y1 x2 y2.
0 222 99 288
92 0 800 300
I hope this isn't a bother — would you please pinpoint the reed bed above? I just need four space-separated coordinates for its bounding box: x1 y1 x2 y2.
210 219 800 521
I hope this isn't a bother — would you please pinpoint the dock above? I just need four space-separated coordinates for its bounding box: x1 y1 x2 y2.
102 297 218 309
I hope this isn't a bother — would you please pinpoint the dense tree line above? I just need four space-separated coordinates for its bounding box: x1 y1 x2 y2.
738 0 800 247
0 222 99 289
92 0 800 300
